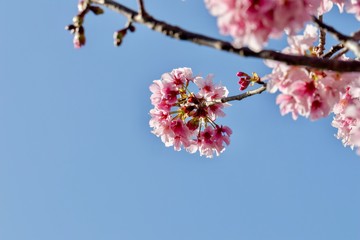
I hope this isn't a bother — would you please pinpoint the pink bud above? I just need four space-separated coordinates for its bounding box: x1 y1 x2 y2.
237 72 251 91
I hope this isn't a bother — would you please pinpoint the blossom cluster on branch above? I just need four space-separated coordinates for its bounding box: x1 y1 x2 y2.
332 88 360 152
265 24 359 120
67 0 360 157
205 0 358 51
149 68 232 158
150 0 360 156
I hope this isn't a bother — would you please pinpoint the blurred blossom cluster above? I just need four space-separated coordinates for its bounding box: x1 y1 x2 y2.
205 0 358 51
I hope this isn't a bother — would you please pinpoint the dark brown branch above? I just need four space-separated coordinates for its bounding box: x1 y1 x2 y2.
333 48 349 59
322 43 344 58
221 85 267 103
312 16 360 57
312 16 357 42
90 0 360 72
137 0 147 17
316 15 326 56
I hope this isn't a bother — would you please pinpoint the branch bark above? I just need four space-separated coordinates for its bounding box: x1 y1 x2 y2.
221 85 267 103
136 0 147 16
316 15 326 56
322 43 344 58
90 0 360 72
312 16 360 57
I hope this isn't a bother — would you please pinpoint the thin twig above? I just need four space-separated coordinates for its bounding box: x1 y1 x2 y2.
312 16 358 42
312 16 360 57
316 15 326 56
221 85 267 103
333 49 349 59
322 43 344 58
137 0 147 16
89 0 360 72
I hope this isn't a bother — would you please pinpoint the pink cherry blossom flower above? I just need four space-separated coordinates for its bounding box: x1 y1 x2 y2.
149 68 232 158
194 75 215 97
205 0 322 51
213 125 232 151
284 24 318 55
332 89 359 148
276 94 302 120
265 24 354 121
346 0 360 20
170 119 193 151
196 125 232 158
197 126 217 157
149 80 163 106
317 0 346 14
332 73 360 154
307 0 359 20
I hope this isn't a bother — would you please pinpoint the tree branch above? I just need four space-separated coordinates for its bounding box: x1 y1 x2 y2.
333 48 349 59
312 16 360 57
316 15 326 56
322 43 344 58
221 85 267 103
137 0 147 17
89 0 360 72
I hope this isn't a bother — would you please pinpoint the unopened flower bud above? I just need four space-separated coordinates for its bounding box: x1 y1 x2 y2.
89 6 104 15
237 71 251 91
78 0 88 12
73 26 86 48
65 24 76 33
236 72 249 78
128 25 136 32
186 118 200 131
113 29 127 46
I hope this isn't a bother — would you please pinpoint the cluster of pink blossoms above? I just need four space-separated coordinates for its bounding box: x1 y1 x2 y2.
332 85 360 153
323 0 360 20
205 0 358 51
332 88 358 150
149 68 232 158
347 0 360 20
265 24 357 120
265 23 360 153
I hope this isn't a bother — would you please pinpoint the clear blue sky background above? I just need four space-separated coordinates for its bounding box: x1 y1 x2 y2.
1 1 360 239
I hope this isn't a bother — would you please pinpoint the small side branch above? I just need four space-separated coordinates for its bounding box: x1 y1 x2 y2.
322 43 344 58
137 0 147 17
221 85 267 103
312 16 360 57
333 48 349 59
316 15 326 56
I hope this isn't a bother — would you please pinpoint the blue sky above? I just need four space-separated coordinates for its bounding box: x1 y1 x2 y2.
0 1 360 239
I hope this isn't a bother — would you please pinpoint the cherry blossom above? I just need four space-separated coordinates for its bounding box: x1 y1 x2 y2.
332 76 360 154
318 0 346 14
347 0 360 20
332 88 357 148
149 68 232 158
67 0 360 157
205 0 323 51
265 24 354 120
264 20 360 154
318 0 360 20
